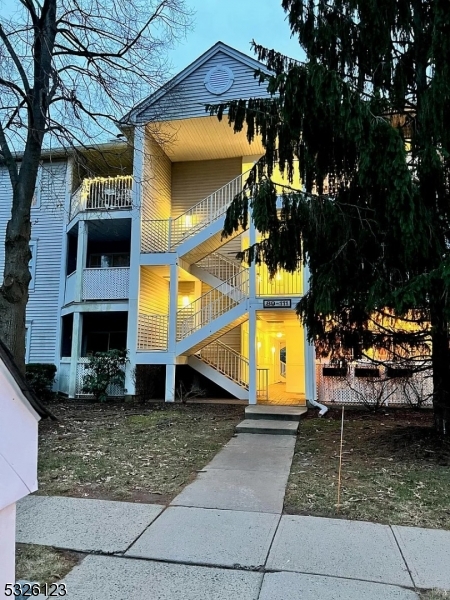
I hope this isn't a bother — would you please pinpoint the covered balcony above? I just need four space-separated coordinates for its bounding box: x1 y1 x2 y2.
70 175 133 220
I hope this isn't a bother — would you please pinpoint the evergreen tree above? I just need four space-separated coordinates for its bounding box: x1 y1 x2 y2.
211 0 450 434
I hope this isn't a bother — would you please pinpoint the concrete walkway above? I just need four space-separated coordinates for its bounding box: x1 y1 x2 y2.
17 432 450 599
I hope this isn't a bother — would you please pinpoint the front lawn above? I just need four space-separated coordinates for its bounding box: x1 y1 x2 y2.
37 400 243 502
285 408 450 529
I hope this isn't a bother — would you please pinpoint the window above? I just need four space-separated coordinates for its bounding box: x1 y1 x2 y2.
85 330 127 354
29 241 37 291
25 321 32 363
89 253 130 268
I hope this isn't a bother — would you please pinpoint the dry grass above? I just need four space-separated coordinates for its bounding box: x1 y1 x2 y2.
420 591 450 600
285 408 450 529
16 544 80 587
37 400 243 502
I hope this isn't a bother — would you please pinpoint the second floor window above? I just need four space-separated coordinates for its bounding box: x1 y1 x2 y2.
89 253 130 268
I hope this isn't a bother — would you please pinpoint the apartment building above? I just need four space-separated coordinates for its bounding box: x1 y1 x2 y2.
0 42 316 405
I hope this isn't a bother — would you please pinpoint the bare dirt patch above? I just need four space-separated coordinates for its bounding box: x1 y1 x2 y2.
285 408 450 529
37 400 243 502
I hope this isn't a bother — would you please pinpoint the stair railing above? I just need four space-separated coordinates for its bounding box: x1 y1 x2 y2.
141 170 248 252
199 341 250 387
280 359 286 378
195 252 242 282
177 269 249 341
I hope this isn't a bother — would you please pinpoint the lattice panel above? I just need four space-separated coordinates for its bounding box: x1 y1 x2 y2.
316 362 433 406
75 360 125 397
137 314 168 350
82 268 130 300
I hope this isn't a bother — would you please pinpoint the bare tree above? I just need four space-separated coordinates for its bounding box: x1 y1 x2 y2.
0 0 191 370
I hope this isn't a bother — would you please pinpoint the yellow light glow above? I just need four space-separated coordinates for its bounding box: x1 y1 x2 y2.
184 215 192 227
182 295 190 307
276 272 282 281
257 341 262 349
277 332 283 338
271 346 276 353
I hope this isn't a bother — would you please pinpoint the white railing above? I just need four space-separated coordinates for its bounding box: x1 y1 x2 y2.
177 269 249 341
257 267 303 297
196 252 242 282
198 341 269 400
257 368 269 402
316 361 433 406
70 175 133 219
138 314 168 351
64 271 77 304
82 267 130 300
141 171 246 253
280 360 286 378
199 341 249 387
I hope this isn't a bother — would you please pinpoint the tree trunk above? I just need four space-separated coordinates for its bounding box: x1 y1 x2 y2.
0 185 33 374
430 303 450 436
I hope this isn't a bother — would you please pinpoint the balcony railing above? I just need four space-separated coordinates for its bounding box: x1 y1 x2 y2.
70 175 133 219
82 267 130 300
138 314 168 351
256 268 303 297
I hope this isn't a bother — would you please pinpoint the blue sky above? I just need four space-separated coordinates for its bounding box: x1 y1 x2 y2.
170 0 304 72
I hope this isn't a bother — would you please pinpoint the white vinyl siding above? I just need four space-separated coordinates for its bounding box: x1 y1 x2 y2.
138 50 270 122
171 158 241 218
139 268 169 315
0 162 67 364
142 130 171 222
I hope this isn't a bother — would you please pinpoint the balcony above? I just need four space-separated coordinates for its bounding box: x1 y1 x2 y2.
64 268 130 304
70 175 133 220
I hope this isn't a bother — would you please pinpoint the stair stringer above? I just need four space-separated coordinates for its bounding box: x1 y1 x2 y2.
187 355 249 400
176 303 248 356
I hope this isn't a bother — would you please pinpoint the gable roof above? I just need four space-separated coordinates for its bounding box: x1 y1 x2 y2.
0 340 53 419
121 41 271 125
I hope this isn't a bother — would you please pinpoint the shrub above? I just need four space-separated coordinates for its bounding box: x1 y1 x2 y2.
82 349 128 402
25 363 57 401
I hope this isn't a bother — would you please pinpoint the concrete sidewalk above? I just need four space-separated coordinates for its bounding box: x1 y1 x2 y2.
17 433 450 599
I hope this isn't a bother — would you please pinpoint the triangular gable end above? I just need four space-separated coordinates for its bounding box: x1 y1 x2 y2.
123 41 271 125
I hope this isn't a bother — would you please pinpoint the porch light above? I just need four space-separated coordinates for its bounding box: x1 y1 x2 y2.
182 295 190 307
271 346 276 353
277 332 283 338
257 341 262 349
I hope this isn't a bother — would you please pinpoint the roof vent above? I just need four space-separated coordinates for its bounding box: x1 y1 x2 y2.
204 66 235 95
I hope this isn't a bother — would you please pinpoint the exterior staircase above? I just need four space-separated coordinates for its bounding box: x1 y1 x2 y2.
176 269 249 355
235 405 307 435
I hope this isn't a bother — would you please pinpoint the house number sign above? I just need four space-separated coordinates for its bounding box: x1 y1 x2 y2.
263 299 292 308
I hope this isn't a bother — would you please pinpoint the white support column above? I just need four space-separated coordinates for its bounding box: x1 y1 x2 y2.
248 307 257 404
165 363 176 403
301 261 317 401
165 262 179 403
304 327 317 402
124 126 144 398
68 312 82 398
168 262 179 353
74 220 88 302
249 212 257 299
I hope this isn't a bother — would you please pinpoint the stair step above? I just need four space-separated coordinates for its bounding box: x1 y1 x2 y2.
245 405 306 422
235 419 299 436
